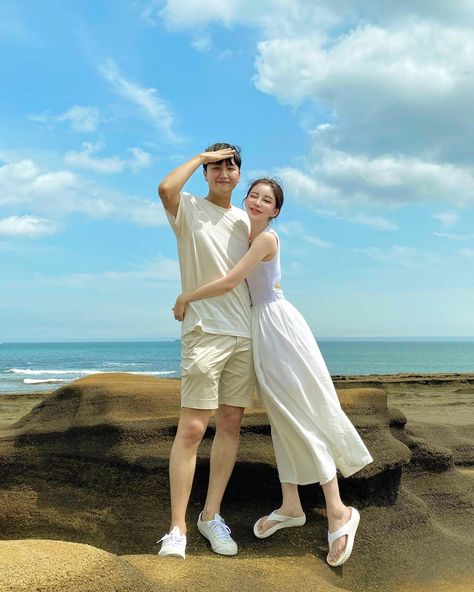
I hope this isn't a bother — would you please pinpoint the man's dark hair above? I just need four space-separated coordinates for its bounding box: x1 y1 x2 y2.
203 142 242 171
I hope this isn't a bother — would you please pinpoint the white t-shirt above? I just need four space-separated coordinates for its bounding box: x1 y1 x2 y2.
166 192 251 338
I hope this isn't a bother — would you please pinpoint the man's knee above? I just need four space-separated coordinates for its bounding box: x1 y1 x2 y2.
177 412 209 447
215 406 244 439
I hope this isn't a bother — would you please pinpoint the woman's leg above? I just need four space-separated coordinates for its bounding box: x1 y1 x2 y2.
255 482 305 535
321 475 351 563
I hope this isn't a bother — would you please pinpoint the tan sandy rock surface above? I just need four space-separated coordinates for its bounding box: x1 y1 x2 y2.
0 373 473 592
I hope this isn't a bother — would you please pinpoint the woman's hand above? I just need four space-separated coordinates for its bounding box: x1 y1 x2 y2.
173 294 188 321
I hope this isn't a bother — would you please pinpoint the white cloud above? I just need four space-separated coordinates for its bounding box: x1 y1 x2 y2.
432 211 459 228
354 245 420 268
154 0 245 28
152 0 474 32
302 150 474 208
57 105 100 132
460 248 474 258
0 156 166 227
191 32 212 52
278 221 306 237
129 147 152 171
65 142 124 174
150 1 474 215
100 58 181 143
303 234 332 249
0 159 77 208
29 105 100 132
0 215 59 238
64 143 152 174
29 256 180 288
348 214 398 231
278 221 332 248
124 200 166 227
105 256 180 282
274 166 400 228
255 23 473 107
434 231 474 241
152 0 338 33
275 166 341 205
151 2 474 140
253 19 474 165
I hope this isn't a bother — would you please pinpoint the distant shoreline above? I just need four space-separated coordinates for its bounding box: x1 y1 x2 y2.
2 371 474 399
3 342 473 394
1 372 473 433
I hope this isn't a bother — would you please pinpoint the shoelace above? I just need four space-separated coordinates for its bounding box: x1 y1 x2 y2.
207 519 232 541
157 531 184 545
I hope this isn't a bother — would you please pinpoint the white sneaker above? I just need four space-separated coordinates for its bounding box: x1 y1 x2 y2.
157 526 186 559
197 512 238 556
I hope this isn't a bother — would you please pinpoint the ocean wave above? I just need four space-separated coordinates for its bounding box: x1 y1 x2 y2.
7 368 175 376
7 369 105 376
131 371 176 375
103 362 147 367
24 378 69 385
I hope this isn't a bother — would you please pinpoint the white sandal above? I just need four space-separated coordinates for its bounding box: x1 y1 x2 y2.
327 507 360 567
253 510 306 539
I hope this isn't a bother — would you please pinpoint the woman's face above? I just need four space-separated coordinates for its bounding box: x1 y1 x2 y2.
245 183 279 223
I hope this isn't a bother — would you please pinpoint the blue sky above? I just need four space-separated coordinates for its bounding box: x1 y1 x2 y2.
1 0 473 341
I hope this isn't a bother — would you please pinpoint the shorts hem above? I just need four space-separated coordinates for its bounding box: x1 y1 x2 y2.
220 396 254 409
181 400 219 410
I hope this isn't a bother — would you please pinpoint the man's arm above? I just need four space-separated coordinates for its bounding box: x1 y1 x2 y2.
157 148 236 217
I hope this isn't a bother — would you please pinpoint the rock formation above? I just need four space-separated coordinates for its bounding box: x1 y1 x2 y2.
0 374 472 592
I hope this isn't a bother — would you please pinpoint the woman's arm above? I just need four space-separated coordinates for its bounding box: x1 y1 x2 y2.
158 148 236 217
173 232 277 320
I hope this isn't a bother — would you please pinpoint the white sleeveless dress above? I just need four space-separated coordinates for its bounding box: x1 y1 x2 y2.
246 228 373 485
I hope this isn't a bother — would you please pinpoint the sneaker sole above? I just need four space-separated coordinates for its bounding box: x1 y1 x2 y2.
158 550 185 559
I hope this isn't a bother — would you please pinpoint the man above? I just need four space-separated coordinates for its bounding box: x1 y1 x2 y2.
157 143 255 559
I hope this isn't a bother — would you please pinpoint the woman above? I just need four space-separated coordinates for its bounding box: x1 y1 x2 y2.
173 177 373 566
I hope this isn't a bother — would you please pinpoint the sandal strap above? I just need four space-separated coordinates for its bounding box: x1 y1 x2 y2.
266 510 289 523
328 523 351 546
328 509 357 546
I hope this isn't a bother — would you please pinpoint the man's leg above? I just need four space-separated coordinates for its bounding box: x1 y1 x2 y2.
200 335 255 521
169 407 212 533
201 404 244 520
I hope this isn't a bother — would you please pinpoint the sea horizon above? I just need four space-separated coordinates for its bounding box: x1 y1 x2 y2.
2 336 474 344
1 338 474 395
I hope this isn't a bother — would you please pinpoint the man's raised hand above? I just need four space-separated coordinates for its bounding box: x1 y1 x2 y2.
200 148 236 164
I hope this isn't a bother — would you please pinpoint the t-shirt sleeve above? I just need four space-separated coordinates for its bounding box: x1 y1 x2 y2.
165 192 193 236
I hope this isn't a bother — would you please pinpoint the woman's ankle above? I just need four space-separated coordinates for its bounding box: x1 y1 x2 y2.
278 505 304 517
326 505 349 521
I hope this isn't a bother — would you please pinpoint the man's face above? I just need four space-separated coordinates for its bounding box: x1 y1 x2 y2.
204 158 240 195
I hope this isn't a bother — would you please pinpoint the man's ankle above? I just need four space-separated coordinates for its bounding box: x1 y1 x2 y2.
201 509 219 522
170 522 187 534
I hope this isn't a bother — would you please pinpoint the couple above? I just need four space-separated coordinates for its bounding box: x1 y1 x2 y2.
157 143 373 567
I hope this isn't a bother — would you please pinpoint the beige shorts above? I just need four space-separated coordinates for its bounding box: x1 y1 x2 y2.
181 327 256 410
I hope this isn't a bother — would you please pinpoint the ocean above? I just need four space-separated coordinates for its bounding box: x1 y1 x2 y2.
1 339 473 395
